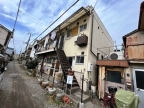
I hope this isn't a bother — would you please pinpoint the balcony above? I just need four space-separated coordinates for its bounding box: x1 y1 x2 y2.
35 40 56 55
76 34 88 47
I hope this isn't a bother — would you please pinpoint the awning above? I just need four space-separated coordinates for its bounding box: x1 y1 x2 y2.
35 48 55 55
96 60 129 67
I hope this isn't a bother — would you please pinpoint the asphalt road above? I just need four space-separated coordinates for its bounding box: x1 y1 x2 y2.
0 61 48 108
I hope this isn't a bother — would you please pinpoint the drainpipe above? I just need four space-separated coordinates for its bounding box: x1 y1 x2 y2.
90 13 97 58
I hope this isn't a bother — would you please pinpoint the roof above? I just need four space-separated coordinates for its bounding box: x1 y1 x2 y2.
96 60 129 67
0 24 12 33
7 47 14 50
39 6 90 43
122 29 138 47
123 1 144 47
138 1 144 30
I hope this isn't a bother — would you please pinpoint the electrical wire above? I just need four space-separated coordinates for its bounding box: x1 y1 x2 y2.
30 0 79 44
94 0 99 9
31 0 53 33
84 0 87 7
19 10 47 27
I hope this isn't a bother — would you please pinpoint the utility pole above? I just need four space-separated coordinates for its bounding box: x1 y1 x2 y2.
114 40 117 52
24 33 32 58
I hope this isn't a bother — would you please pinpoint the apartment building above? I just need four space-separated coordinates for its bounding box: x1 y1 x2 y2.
31 6 114 92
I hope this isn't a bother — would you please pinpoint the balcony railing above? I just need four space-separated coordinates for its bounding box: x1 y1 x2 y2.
35 40 56 53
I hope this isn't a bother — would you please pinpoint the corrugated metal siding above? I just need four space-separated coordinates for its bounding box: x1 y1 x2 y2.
126 35 144 46
128 45 144 59
96 60 129 67
125 31 144 60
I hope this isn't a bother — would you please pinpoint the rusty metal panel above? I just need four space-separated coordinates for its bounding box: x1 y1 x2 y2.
126 31 144 46
96 60 129 67
128 45 144 59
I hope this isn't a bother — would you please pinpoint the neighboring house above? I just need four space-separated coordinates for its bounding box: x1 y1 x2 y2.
5 47 14 60
0 24 12 54
5 47 14 55
30 40 39 58
32 6 113 92
14 54 19 60
97 1 144 107
122 2 144 107
25 45 32 58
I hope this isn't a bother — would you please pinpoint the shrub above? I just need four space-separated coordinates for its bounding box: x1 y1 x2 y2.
26 59 38 69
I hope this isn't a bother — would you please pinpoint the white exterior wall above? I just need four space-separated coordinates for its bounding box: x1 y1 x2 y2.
86 11 114 87
30 41 37 58
0 27 8 46
6 48 13 55
91 11 114 57
63 11 113 91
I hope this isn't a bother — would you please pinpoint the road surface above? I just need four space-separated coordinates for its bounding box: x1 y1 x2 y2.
0 61 48 108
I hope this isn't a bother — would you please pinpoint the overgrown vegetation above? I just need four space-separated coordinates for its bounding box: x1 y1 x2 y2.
26 59 38 69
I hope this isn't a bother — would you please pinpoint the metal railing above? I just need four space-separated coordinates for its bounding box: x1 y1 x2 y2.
96 45 124 60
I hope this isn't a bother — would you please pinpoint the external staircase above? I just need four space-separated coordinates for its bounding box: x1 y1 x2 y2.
56 49 79 93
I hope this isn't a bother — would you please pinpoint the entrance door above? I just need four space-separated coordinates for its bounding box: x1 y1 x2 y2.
133 69 144 108
59 34 64 49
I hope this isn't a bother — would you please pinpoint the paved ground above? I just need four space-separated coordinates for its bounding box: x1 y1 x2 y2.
0 61 102 108
0 61 48 108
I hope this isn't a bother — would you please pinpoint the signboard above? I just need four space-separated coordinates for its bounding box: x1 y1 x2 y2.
66 75 73 84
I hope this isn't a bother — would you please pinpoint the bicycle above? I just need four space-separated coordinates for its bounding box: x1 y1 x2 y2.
100 86 123 108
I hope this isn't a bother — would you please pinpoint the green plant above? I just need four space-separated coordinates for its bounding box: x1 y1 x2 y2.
26 59 38 69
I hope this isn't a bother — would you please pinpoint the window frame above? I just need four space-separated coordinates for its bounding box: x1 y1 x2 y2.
75 56 84 65
66 29 72 38
79 23 87 32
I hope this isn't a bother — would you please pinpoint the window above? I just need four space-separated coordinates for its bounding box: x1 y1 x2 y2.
67 30 71 38
80 23 87 32
106 70 121 83
76 56 84 64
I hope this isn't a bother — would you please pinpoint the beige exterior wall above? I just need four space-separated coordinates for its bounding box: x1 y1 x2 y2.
91 11 114 58
62 16 90 91
62 11 113 91
86 11 114 90
36 9 114 92
0 27 8 46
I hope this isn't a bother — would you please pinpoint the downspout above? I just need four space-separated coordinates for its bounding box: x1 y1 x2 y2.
90 13 97 58
96 65 99 95
90 12 99 92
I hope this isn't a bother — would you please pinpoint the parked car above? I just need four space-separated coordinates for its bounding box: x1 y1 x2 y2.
0 54 6 83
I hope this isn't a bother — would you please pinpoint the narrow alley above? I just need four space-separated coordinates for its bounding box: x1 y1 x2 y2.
0 61 48 108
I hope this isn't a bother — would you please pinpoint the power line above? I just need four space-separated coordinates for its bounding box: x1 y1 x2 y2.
94 0 99 9
30 0 53 34
84 0 87 7
30 0 79 44
19 10 47 27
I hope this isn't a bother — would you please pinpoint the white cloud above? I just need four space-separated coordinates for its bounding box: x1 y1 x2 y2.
0 0 143 52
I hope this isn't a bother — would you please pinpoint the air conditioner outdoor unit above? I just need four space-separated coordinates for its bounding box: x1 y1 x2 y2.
109 51 124 60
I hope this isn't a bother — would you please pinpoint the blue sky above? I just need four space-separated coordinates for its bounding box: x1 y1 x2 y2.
0 0 143 53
